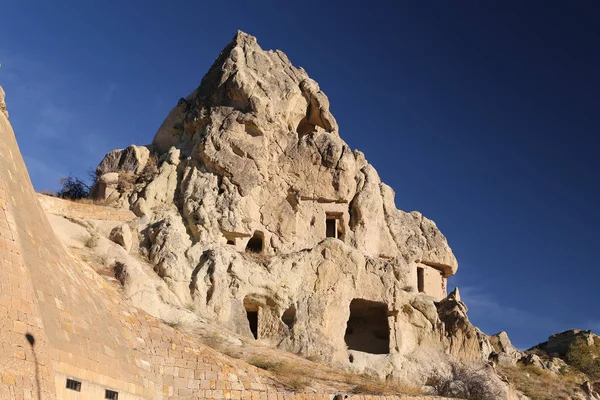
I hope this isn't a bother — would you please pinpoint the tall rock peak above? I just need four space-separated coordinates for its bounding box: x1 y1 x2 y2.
89 31 476 383
153 31 338 155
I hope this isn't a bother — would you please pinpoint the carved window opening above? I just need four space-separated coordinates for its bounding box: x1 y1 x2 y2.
105 389 119 400
282 305 296 330
246 231 264 253
325 213 344 240
417 267 425 293
344 299 390 354
226 239 235 245
66 379 81 392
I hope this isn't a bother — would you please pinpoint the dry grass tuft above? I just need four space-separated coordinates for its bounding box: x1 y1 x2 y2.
500 364 584 400
248 356 310 391
70 197 116 207
117 171 137 192
84 233 99 248
242 251 272 266
350 377 423 396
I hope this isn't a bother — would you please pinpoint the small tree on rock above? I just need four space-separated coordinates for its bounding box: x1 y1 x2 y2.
57 175 91 200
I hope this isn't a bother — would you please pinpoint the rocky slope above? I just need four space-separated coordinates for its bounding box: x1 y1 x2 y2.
78 31 526 397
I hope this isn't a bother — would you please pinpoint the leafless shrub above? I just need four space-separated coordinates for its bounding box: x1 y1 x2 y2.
58 175 91 199
427 362 503 400
138 153 159 184
117 171 136 192
113 261 129 286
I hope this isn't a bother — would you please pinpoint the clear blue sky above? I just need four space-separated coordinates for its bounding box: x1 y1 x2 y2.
1 1 598 349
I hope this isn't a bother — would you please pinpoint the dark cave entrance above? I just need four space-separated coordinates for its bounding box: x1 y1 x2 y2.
281 306 296 330
417 266 425 293
246 310 258 339
244 296 260 339
344 299 390 354
245 231 264 253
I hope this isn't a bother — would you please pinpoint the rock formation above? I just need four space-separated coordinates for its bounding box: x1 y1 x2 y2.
89 31 512 392
0 85 7 119
532 329 598 358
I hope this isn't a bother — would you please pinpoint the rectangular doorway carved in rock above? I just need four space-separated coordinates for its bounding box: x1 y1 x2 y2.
247 310 258 339
244 297 260 339
344 299 390 354
325 212 344 240
417 267 425 293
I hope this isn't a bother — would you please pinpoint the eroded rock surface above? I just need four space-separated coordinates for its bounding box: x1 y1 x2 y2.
0 85 7 119
88 31 505 390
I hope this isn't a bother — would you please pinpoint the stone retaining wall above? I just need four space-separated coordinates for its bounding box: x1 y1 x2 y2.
37 194 136 222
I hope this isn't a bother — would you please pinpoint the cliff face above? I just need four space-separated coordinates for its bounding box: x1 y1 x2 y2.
4 84 457 400
90 31 493 381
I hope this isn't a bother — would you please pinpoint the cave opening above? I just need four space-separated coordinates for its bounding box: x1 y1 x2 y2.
245 231 264 253
281 306 296 330
344 299 390 354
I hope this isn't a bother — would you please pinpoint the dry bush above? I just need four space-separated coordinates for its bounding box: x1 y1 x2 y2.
427 362 503 400
117 171 137 192
57 175 91 199
113 261 129 286
84 233 99 248
138 153 159 183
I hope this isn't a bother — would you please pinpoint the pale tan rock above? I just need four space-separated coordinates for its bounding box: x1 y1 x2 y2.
109 223 133 252
95 172 119 201
89 30 494 387
96 144 150 176
489 331 523 366
0 85 7 119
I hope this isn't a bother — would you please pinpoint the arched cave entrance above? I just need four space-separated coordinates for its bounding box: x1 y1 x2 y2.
245 231 264 253
344 299 390 354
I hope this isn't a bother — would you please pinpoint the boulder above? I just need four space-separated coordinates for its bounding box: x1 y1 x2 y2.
96 144 150 176
489 331 523 366
95 172 120 200
109 224 133 252
581 381 600 400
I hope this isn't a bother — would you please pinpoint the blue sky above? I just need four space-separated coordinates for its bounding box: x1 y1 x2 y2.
1 1 599 349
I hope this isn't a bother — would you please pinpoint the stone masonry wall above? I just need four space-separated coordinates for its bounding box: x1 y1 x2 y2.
0 95 455 400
